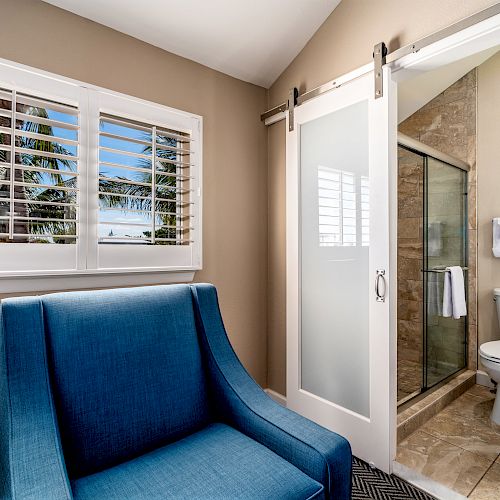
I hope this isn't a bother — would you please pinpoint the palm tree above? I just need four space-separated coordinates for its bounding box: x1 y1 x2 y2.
0 100 76 243
99 129 188 245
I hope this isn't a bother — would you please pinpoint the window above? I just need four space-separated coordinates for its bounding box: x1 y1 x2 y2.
0 62 202 281
0 89 79 245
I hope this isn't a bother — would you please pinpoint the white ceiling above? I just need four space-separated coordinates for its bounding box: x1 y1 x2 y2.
42 0 341 88
398 47 499 123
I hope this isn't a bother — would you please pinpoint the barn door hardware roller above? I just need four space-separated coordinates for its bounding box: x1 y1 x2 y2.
373 42 387 99
288 87 299 132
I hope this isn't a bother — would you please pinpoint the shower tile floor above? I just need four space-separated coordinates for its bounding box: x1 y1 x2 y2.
398 359 421 401
397 384 500 498
397 358 453 403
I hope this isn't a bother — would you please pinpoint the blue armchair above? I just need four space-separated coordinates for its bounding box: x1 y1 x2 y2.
0 284 351 499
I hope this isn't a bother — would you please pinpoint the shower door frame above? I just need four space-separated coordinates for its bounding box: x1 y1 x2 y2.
397 134 469 405
423 154 469 393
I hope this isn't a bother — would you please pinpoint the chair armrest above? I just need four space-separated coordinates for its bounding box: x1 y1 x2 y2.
0 300 73 500
191 284 352 500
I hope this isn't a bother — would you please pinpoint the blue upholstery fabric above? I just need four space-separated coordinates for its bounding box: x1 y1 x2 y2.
190 284 352 500
0 299 72 500
0 283 352 499
72 423 324 500
42 285 210 478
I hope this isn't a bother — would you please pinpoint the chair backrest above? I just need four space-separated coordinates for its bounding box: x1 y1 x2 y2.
4 284 210 479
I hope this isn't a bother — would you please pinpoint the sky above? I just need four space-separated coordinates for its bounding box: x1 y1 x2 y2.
38 108 172 241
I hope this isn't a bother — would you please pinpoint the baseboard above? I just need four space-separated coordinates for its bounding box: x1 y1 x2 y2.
264 388 287 407
266 372 492 407
476 370 495 388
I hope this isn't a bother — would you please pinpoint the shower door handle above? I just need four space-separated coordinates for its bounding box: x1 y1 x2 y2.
375 269 386 302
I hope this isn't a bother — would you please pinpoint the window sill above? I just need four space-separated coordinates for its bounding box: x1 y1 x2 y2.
0 268 197 294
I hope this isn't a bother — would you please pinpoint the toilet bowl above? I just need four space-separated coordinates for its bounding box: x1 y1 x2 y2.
479 288 500 425
479 342 500 425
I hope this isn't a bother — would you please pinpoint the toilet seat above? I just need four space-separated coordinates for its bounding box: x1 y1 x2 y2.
479 340 500 363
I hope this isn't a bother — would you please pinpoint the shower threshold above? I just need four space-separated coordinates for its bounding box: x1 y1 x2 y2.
397 370 475 443
397 389 421 408
397 367 468 412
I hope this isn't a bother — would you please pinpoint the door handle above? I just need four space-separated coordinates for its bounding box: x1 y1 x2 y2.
375 269 386 302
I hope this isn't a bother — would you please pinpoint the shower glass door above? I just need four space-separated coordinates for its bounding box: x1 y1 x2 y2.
424 157 467 388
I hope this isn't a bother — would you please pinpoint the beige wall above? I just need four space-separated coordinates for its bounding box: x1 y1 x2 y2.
0 0 268 386
267 120 286 392
477 51 500 368
267 0 498 395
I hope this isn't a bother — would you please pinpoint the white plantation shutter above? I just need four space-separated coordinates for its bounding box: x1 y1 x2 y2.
0 62 202 277
97 113 194 246
0 89 79 244
89 90 201 271
0 68 86 274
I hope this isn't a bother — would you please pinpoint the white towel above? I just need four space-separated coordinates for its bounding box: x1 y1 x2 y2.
427 270 442 321
428 221 443 257
493 218 500 257
442 266 467 319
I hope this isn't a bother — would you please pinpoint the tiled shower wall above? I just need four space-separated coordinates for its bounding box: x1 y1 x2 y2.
397 146 425 400
397 70 478 400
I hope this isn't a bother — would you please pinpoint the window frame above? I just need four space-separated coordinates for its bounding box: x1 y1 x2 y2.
0 59 202 292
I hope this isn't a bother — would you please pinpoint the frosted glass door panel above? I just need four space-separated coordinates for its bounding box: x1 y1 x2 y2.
300 100 370 418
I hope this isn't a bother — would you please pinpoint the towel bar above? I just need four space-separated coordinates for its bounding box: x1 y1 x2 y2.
421 267 469 273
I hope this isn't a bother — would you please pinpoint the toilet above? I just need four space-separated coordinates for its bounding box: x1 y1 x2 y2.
479 288 500 425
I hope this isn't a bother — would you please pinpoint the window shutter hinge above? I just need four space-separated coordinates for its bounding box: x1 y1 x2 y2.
288 87 299 132
373 42 387 99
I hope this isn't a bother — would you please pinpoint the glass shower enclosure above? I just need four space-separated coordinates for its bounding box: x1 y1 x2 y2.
397 133 468 405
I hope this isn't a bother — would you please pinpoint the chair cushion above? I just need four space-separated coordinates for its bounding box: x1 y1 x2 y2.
71 423 324 500
41 285 210 479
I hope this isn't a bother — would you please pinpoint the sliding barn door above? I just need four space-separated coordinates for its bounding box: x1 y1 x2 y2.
286 68 397 472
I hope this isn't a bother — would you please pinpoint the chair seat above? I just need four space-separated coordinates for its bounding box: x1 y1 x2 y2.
71 423 324 500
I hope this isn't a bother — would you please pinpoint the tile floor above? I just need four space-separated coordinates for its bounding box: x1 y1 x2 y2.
397 384 500 498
